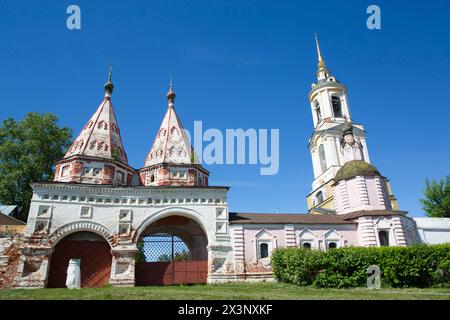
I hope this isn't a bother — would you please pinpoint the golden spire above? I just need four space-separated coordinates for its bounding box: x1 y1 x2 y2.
314 33 326 69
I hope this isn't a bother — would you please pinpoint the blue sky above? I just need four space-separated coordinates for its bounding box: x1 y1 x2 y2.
0 0 449 217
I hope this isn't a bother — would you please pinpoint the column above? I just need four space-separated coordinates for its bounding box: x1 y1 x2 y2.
284 225 297 247
13 240 53 288
232 226 245 274
109 244 138 287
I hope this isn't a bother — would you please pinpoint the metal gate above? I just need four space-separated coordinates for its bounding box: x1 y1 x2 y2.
135 233 208 286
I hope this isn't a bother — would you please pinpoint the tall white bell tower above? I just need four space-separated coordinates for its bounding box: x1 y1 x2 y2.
306 34 371 213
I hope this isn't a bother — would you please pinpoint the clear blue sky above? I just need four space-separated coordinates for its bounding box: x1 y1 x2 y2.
0 1 449 217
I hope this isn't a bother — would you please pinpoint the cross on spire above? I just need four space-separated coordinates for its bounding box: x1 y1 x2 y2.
166 75 176 107
104 64 114 95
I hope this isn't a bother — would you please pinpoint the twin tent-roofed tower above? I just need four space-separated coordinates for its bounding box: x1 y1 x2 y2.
12 36 420 288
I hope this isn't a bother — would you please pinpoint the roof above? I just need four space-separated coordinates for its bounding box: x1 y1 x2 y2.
334 160 381 182
0 211 25 226
229 210 408 225
0 205 17 216
63 90 129 165
229 212 355 225
341 210 407 220
144 85 198 167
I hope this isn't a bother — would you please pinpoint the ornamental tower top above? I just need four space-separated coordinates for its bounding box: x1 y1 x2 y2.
54 67 134 185
139 81 209 187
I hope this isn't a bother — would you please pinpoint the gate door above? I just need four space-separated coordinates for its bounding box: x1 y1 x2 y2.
135 233 208 286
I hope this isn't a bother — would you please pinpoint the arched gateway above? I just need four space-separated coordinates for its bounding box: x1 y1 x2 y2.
135 215 208 285
11 61 420 289
47 231 112 288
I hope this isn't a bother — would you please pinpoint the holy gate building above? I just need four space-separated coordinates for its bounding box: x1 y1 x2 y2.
10 38 420 288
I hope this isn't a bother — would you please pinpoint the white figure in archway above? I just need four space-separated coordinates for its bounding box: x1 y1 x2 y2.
66 259 81 289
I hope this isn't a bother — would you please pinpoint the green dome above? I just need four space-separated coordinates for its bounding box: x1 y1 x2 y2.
334 160 381 182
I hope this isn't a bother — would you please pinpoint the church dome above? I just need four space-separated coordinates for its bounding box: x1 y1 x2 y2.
334 160 381 182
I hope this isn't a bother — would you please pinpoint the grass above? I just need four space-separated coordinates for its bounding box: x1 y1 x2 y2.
1 282 450 300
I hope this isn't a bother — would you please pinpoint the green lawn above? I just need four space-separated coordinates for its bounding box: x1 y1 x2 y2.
1 282 450 300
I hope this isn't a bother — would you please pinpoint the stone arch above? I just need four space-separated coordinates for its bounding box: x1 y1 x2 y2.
133 207 210 244
134 208 210 286
48 221 116 248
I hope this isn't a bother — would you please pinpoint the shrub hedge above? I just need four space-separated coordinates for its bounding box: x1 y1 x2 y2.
271 244 450 288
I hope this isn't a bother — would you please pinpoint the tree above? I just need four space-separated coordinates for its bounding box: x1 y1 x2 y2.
0 112 72 221
419 175 450 217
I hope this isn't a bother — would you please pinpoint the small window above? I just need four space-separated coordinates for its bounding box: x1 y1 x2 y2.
315 191 324 205
260 243 269 259
331 96 343 118
319 144 327 172
328 242 338 250
302 242 312 250
61 165 70 177
150 174 155 183
93 168 101 176
379 230 390 246
116 171 125 183
83 167 91 175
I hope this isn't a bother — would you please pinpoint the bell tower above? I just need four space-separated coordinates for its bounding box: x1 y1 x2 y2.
306 34 373 213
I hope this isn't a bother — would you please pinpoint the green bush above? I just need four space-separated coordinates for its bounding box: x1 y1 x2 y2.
271 244 450 288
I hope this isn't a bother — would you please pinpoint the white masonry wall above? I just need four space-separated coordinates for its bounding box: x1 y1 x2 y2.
413 218 450 244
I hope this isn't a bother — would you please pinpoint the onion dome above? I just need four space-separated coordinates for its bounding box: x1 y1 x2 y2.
334 160 381 182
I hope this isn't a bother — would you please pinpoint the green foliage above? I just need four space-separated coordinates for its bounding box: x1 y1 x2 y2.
135 242 146 262
272 244 450 288
0 112 72 221
419 176 450 217
157 250 190 262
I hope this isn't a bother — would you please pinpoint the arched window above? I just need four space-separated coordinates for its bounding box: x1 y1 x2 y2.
319 144 327 172
259 243 269 259
378 230 390 246
315 191 324 205
150 174 155 183
314 101 322 123
302 242 312 250
331 96 343 118
328 242 338 250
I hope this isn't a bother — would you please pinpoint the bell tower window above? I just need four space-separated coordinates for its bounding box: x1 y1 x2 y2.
318 144 327 173
314 101 322 123
331 96 343 118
